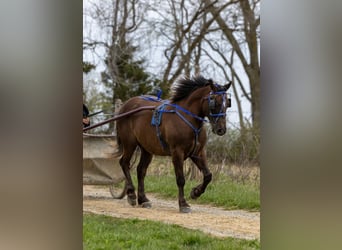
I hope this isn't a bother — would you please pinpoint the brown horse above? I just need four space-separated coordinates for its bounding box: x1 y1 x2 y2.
115 75 231 213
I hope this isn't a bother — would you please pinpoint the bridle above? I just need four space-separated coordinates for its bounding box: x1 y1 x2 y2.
207 90 231 125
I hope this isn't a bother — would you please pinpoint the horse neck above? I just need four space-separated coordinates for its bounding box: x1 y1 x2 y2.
176 86 210 119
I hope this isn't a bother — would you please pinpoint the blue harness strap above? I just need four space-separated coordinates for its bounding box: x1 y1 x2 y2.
151 103 168 126
151 103 175 149
139 95 208 154
139 88 229 155
150 102 204 153
140 95 164 103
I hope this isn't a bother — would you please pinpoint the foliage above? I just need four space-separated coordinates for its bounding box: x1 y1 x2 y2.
83 214 260 250
102 40 155 102
83 61 96 74
86 40 164 133
206 124 260 166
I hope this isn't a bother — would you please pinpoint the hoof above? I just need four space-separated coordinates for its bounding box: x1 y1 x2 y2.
179 206 191 213
190 188 200 199
127 196 136 206
141 201 152 208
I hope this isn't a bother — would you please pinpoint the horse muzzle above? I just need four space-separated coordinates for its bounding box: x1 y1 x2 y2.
213 127 226 136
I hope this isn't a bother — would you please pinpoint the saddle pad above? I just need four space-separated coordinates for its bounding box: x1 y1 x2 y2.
151 103 168 126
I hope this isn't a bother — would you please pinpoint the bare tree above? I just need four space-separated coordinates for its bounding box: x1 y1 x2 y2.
84 0 149 132
84 0 260 134
147 0 259 133
203 0 260 133
157 0 235 85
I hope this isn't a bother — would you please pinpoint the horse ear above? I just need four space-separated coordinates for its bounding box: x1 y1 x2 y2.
224 81 232 91
207 79 214 86
207 79 218 91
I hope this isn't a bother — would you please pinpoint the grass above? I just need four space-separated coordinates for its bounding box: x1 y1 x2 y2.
83 213 260 250
142 174 259 211
127 156 260 211
84 158 260 249
131 157 260 211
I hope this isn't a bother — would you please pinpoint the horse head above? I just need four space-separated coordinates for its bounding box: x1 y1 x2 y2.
204 79 232 136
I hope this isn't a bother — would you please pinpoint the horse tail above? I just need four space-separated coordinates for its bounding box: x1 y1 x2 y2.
112 127 123 158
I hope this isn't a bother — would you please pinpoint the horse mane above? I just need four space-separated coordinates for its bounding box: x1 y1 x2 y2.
170 75 211 103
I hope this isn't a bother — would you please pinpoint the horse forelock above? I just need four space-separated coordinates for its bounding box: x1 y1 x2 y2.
170 75 210 103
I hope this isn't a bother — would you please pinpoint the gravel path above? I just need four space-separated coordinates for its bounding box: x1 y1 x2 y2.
83 185 260 240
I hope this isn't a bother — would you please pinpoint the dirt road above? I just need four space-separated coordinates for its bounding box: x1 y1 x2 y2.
83 185 260 240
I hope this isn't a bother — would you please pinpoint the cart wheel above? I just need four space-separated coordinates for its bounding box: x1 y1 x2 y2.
109 179 127 199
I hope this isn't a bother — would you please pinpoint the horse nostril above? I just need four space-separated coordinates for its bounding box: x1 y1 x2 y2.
217 128 226 135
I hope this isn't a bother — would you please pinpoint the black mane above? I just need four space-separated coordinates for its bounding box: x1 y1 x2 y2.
170 75 211 103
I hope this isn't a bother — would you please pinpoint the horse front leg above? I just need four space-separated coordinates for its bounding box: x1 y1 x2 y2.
172 151 191 213
189 150 212 199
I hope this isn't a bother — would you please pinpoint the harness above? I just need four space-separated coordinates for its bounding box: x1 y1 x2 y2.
140 90 229 155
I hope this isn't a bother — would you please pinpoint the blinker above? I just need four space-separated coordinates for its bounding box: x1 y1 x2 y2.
209 95 216 110
227 93 231 108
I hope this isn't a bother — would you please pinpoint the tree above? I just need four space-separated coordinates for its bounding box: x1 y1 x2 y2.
83 0 161 132
153 0 233 86
102 40 153 102
82 61 96 74
148 0 260 134
204 0 260 134
84 0 260 135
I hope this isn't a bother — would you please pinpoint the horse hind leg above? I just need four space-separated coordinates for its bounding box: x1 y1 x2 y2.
119 146 137 206
136 148 153 208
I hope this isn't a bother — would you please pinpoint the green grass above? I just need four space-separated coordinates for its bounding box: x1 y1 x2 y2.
83 213 260 250
143 174 259 211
